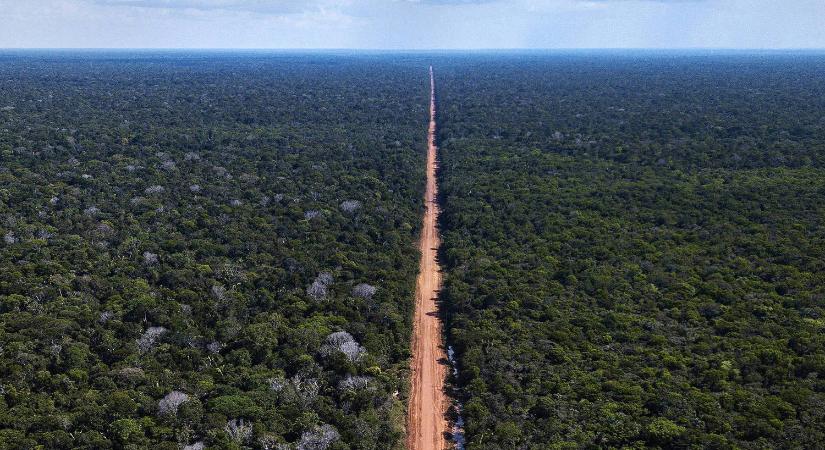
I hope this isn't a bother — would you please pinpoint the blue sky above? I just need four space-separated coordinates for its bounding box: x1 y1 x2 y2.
2 0 824 49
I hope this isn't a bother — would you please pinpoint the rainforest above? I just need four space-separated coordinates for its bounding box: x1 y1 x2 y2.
1 51 824 449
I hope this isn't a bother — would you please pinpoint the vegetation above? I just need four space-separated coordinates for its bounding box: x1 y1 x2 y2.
3 50 825 450
436 53 825 449
0 52 429 449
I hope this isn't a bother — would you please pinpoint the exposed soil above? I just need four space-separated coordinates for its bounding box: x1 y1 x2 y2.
407 66 449 450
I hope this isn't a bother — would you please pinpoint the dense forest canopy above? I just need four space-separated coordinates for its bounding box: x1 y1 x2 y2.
0 52 430 449
433 53 825 449
2 51 825 450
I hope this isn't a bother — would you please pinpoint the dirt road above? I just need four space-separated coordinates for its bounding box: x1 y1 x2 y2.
407 66 449 450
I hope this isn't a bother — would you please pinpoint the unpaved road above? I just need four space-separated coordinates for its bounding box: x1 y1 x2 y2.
407 66 449 450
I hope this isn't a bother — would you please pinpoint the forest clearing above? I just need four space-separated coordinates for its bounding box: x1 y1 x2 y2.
407 66 450 450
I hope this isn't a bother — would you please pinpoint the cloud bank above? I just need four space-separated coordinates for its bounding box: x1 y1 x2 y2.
0 0 823 49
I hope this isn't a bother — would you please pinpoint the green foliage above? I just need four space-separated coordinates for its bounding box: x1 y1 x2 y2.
647 418 685 444
0 52 428 448
4 50 825 449
435 54 825 448
110 418 143 445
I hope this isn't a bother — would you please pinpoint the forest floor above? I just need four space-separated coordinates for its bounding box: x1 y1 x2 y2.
407 66 449 450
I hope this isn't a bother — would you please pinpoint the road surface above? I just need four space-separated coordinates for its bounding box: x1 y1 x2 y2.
407 66 449 450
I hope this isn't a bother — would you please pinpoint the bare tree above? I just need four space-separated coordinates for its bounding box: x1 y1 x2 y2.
98 310 114 324
268 376 288 393
144 185 165 195
211 284 227 302
225 419 253 444
339 341 366 363
96 223 114 235
258 434 285 450
157 391 189 416
268 374 319 408
340 200 361 214
316 272 333 285
292 375 320 408
143 251 159 265
297 424 340 450
339 375 372 392
324 331 355 347
207 340 222 354
306 272 333 302
136 326 167 353
352 283 377 300
213 166 229 177
320 331 365 363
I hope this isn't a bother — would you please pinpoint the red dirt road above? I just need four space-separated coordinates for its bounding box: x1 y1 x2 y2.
407 66 449 450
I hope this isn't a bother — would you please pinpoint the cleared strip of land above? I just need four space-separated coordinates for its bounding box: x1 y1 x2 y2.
407 66 449 450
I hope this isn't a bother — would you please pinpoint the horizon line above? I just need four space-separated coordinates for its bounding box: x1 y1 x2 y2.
3 47 825 52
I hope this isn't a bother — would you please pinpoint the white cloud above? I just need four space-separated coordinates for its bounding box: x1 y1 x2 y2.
0 0 823 48
92 0 310 14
